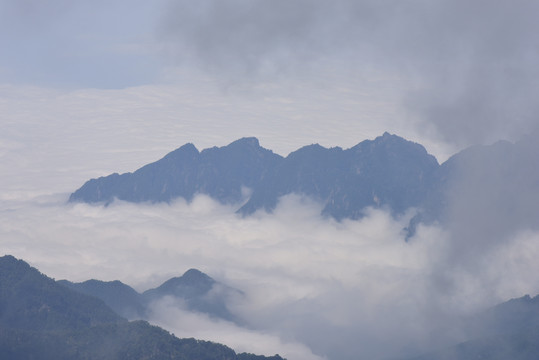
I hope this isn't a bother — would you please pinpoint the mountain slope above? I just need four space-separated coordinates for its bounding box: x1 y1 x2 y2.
239 132 439 218
70 133 440 221
70 133 539 232
408 294 539 360
0 320 285 360
407 134 539 238
0 255 124 331
58 279 145 320
61 268 242 322
69 137 282 205
0 255 284 360
142 268 241 322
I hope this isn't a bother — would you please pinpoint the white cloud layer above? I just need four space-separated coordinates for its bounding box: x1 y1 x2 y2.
2 193 539 359
0 80 456 203
159 0 539 147
1 1 539 358
147 296 324 360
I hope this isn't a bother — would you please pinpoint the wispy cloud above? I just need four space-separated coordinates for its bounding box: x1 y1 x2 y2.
1 1 538 358
2 193 538 359
147 296 324 360
159 0 539 147
1 81 441 201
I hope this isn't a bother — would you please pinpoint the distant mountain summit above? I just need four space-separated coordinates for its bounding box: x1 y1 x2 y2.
142 268 241 322
69 137 282 205
238 132 439 219
70 132 539 235
61 268 242 323
70 133 439 220
0 255 284 360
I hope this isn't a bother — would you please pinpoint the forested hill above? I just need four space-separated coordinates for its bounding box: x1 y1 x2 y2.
59 267 242 322
0 255 285 360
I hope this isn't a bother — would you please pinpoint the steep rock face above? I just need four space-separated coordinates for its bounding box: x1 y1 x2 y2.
325 132 439 219
69 132 539 232
69 137 283 204
239 132 440 219
70 133 440 221
70 133 539 231
238 143 346 215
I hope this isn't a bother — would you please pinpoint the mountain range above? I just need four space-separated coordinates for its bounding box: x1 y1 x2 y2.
59 268 539 360
0 255 283 360
408 294 539 360
69 133 439 220
4 254 539 360
59 268 241 323
69 133 539 238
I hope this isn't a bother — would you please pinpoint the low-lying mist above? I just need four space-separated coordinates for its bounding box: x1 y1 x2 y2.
2 192 539 359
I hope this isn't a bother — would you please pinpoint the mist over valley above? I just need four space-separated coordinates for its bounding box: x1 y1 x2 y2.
2 1 539 359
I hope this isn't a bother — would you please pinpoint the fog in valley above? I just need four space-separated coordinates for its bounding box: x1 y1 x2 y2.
1 1 539 359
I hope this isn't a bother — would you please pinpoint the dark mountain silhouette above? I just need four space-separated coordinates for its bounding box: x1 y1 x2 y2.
69 137 282 205
70 133 539 237
0 255 284 360
0 255 124 331
142 268 241 322
143 269 216 300
57 279 144 320
70 133 439 220
6 255 539 360
239 132 439 219
408 294 539 360
61 268 242 323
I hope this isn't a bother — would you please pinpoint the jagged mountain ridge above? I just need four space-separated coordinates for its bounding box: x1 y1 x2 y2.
70 132 539 233
0 255 284 360
70 133 440 220
238 132 439 218
5 255 539 360
69 137 282 205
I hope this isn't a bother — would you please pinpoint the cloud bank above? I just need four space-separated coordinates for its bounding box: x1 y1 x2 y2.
160 0 539 147
2 1 539 358
2 193 539 359
4 1 537 148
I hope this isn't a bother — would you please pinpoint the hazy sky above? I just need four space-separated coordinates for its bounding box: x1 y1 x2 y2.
1 1 539 359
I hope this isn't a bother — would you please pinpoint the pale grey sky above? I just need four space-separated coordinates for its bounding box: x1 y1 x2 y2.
2 0 538 147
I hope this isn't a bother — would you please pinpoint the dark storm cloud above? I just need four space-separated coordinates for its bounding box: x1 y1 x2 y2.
160 0 539 146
